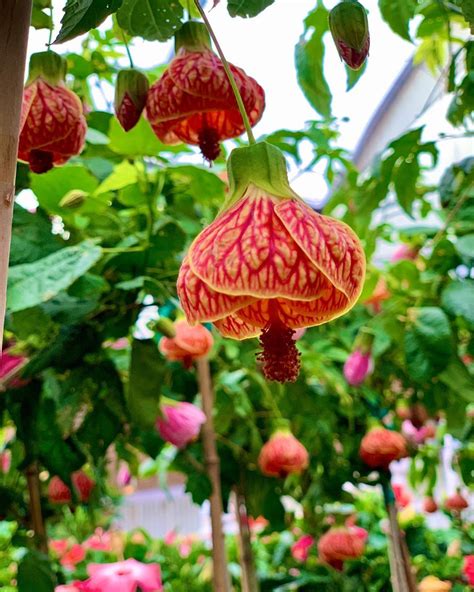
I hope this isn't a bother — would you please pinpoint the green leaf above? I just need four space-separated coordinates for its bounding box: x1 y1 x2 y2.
95 160 139 194
17 551 56 592
458 0 474 32
455 233 474 261
295 7 332 118
441 281 474 328
404 307 453 382
128 339 164 428
10 205 62 265
227 0 274 18
31 166 99 214
77 401 121 461
346 61 367 91
108 117 170 157
116 0 183 41
185 471 212 505
7 240 102 313
55 0 123 43
31 6 53 29
378 0 416 41
439 358 474 403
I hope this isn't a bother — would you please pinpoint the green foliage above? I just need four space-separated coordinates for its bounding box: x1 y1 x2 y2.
55 0 124 43
227 0 275 18
7 240 102 313
127 340 163 428
378 0 417 40
116 0 184 41
295 5 332 118
17 551 56 592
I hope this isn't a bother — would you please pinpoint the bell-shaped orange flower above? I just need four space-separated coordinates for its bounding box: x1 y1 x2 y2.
18 51 87 174
158 320 213 368
145 21 265 162
177 143 366 382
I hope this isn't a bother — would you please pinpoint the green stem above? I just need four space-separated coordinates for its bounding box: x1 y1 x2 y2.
193 0 256 145
120 28 135 69
47 4 53 48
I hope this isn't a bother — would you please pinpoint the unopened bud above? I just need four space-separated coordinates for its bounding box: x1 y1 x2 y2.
329 0 370 70
114 69 149 132
59 190 87 208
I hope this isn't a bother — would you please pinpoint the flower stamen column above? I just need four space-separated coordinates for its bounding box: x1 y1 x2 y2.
196 357 231 592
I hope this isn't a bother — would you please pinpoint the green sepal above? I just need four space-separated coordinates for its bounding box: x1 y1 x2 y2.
224 142 300 211
354 327 375 353
174 21 212 53
114 69 149 111
329 0 369 52
270 417 292 434
151 317 176 338
27 51 67 85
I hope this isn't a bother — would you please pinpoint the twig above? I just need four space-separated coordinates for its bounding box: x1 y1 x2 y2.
26 462 48 553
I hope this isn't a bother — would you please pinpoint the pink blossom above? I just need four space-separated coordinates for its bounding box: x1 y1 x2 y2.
0 349 27 387
392 484 412 509
402 420 436 445
390 244 418 263
49 539 69 557
343 349 373 386
60 544 86 569
247 516 268 534
464 555 474 585
0 450 11 473
156 401 206 448
178 535 197 558
107 337 129 350
83 528 113 552
291 534 314 562
163 530 177 546
55 585 82 592
116 463 132 488
85 559 162 592
349 526 369 543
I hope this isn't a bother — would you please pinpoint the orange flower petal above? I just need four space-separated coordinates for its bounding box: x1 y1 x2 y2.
188 188 336 301
177 257 256 324
213 315 260 340
275 199 365 304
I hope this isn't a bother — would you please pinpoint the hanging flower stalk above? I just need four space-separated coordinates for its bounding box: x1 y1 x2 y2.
146 21 264 162
177 142 366 383
18 51 87 173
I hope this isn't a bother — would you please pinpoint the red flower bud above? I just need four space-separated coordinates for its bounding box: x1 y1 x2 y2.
359 427 407 470
72 470 95 502
258 430 309 478
423 497 438 514
114 69 149 131
18 52 87 174
329 0 370 70
159 320 213 368
48 476 72 505
317 526 366 571
445 490 469 512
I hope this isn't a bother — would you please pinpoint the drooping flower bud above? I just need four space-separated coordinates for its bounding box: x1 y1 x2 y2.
291 534 314 562
59 189 88 209
445 490 469 513
359 427 407 470
423 497 438 514
158 320 213 368
317 526 367 571
156 400 206 448
258 429 309 478
114 69 149 132
72 470 95 502
329 0 370 70
343 349 373 386
48 476 72 505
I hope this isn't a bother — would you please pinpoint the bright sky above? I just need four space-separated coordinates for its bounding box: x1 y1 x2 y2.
27 1 415 204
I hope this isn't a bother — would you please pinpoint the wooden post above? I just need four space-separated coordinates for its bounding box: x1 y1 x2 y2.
0 1 32 351
235 488 260 592
26 462 48 553
196 357 230 592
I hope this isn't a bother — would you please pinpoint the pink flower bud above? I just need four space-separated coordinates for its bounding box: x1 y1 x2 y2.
0 450 11 473
343 349 373 386
116 463 132 489
390 244 418 263
291 534 314 562
156 401 206 448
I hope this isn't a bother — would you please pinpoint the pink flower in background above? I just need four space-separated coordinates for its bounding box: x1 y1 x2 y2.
392 484 412 509
60 544 86 569
390 244 418 263
247 516 269 534
156 401 206 448
55 585 83 592
343 349 373 386
0 349 27 388
163 530 177 546
402 420 436 445
49 539 70 557
83 528 113 552
116 463 132 489
291 534 315 562
85 559 162 592
464 555 474 585
107 337 129 351
0 450 11 473
349 525 369 543
178 534 197 558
